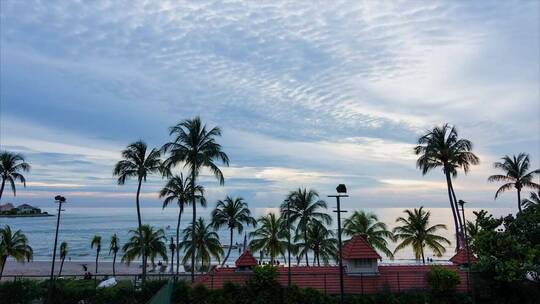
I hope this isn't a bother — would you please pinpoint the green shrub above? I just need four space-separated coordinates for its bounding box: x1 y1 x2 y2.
427 266 461 294
0 279 44 304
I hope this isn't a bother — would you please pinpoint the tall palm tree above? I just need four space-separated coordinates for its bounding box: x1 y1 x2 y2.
113 140 164 283
299 223 337 266
161 117 229 282
249 213 288 264
343 211 394 258
179 218 223 272
109 234 120 276
122 225 168 269
414 124 479 249
0 225 33 279
168 237 176 274
211 196 256 266
280 188 331 266
58 241 68 276
91 235 102 273
0 151 30 201
393 207 450 264
522 191 540 209
488 153 540 212
160 173 205 275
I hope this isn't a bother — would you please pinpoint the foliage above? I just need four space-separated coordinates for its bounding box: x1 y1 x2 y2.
249 212 288 263
393 207 450 263
488 153 540 212
122 225 168 267
297 222 337 266
427 266 461 294
343 211 394 258
180 217 223 271
211 196 256 265
0 279 43 304
522 191 540 209
0 225 33 279
0 151 30 200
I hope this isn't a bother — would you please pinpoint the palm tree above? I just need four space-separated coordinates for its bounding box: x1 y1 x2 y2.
0 225 33 279
179 218 223 272
109 234 120 276
113 140 164 282
393 207 450 264
343 211 394 258
161 117 229 282
122 225 168 269
249 213 288 264
280 188 331 266
160 173 205 275
91 235 102 273
0 151 30 201
168 237 176 274
414 124 479 249
299 223 337 266
522 191 540 209
58 241 68 276
211 196 257 266
488 153 540 212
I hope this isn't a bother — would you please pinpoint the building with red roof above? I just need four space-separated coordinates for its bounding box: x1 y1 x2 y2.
450 248 478 266
195 235 469 294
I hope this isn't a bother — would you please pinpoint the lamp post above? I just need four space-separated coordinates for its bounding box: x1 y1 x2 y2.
458 200 474 302
48 195 66 303
329 184 348 304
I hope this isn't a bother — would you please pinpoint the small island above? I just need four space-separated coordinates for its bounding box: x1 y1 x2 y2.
0 203 52 217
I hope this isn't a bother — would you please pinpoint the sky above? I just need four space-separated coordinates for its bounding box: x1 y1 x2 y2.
0 0 539 211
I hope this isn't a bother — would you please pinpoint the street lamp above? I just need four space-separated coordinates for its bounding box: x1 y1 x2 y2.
48 195 66 303
458 200 474 301
329 184 348 304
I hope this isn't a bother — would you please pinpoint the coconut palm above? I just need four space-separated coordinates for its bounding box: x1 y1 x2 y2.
249 213 288 264
393 207 450 264
91 235 102 273
522 191 540 209
488 153 540 212
168 237 176 274
414 124 479 249
298 223 337 266
280 188 331 266
113 140 164 282
58 241 68 276
179 218 223 272
162 117 229 281
343 211 394 258
211 196 256 266
0 151 30 202
160 173 205 275
0 225 33 279
109 234 120 276
122 225 168 269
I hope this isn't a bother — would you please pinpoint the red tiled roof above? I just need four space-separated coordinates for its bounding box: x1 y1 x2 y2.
450 248 478 265
342 235 381 260
235 250 258 267
195 264 469 294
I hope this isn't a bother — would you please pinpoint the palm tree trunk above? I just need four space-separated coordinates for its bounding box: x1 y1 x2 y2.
191 169 197 283
222 229 234 266
113 252 117 276
304 230 309 266
444 170 461 251
176 206 182 276
0 256 6 280
59 257 65 276
135 177 146 284
0 179 5 202
95 251 99 273
317 253 320 267
517 188 522 213
449 181 464 247
421 248 425 264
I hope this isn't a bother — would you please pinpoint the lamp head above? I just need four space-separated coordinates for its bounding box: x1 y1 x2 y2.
458 199 466 207
336 184 347 194
55 195 66 203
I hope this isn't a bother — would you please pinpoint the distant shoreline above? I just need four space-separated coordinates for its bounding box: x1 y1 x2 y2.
0 213 54 218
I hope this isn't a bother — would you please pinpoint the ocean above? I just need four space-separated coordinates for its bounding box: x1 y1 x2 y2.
0 206 513 264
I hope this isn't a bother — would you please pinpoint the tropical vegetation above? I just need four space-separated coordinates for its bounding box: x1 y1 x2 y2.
522 191 540 209
393 207 450 264
121 225 168 270
343 210 394 258
0 151 30 202
488 153 540 212
179 217 223 271
414 124 479 249
91 235 102 273
0 225 33 279
58 241 68 276
249 213 288 264
109 234 120 276
211 196 256 266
